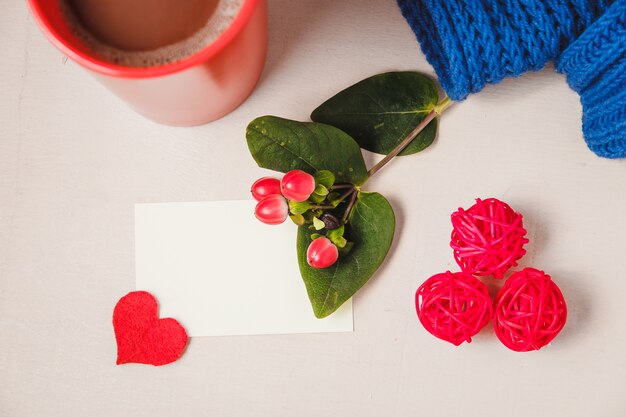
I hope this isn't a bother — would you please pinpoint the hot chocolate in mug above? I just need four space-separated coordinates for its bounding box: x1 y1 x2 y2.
28 0 268 126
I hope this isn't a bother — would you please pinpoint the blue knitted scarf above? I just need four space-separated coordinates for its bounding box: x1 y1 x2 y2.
557 1 626 158
397 0 625 158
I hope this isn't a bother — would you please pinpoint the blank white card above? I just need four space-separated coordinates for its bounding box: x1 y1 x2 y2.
135 200 353 337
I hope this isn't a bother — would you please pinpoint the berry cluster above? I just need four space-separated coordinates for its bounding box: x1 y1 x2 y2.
251 169 355 269
415 198 567 352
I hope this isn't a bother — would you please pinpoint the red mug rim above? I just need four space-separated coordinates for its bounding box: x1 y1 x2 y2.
27 0 259 79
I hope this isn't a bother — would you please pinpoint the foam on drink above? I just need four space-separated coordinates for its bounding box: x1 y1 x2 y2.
59 0 244 68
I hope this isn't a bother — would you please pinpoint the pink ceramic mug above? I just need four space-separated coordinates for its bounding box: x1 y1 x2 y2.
27 0 268 126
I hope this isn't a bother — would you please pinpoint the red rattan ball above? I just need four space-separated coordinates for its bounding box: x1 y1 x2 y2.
494 268 567 352
415 271 493 346
451 198 528 279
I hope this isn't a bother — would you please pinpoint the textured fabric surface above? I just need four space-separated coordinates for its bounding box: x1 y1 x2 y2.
557 0 626 158
113 291 188 366
397 0 614 100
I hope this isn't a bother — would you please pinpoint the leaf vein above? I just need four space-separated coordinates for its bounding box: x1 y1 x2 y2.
262 125 318 172
319 261 341 314
328 110 430 116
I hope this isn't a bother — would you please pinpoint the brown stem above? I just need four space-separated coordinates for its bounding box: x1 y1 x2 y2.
310 186 355 210
309 205 335 210
335 187 355 203
366 97 453 178
329 183 353 191
342 190 358 224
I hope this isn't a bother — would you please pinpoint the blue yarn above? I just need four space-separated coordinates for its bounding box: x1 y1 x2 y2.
397 0 624 158
396 0 613 100
557 0 626 158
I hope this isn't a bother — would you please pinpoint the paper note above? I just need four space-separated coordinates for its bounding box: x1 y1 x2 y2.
135 200 353 337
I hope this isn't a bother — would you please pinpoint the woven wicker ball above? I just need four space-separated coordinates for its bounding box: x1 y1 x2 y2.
415 271 493 346
494 268 567 352
451 198 528 278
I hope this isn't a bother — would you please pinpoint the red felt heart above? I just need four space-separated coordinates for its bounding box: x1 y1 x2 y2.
113 291 188 366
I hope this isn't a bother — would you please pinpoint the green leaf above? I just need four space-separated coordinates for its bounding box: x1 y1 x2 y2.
334 236 347 248
289 200 311 215
327 192 341 206
326 225 345 241
314 184 329 196
312 217 325 230
309 193 326 204
289 214 305 226
314 170 335 188
247 116 369 185
338 241 354 256
311 71 439 156
297 192 395 318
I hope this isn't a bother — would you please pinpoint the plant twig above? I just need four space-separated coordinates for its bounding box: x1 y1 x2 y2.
330 183 353 191
309 205 335 210
335 186 355 203
342 190 358 224
367 96 453 178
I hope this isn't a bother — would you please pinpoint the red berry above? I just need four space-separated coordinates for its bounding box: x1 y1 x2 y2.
307 237 339 268
281 170 316 202
251 177 281 201
255 194 288 225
